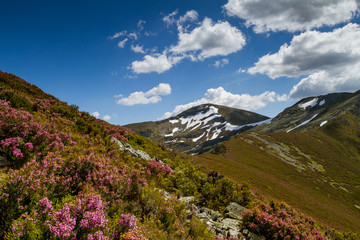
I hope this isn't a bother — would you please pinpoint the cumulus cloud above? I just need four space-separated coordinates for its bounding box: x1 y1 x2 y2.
117 38 128 48
248 23 360 98
103 115 111 121
91 111 100 118
161 87 287 119
224 0 359 33
213 58 229 68
179 10 199 24
130 14 245 74
130 52 185 74
131 45 146 54
117 83 171 106
171 18 246 60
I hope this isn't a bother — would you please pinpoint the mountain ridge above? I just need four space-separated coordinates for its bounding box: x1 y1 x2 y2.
125 103 269 154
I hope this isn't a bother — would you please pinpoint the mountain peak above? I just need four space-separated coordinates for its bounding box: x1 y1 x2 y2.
126 103 269 154
254 90 360 133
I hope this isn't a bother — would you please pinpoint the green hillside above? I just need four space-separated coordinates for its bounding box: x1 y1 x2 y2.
194 110 360 233
0 70 358 239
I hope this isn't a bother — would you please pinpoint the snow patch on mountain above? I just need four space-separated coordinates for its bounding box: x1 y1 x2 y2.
165 127 180 137
320 120 328 127
169 119 179 124
287 114 319 133
180 106 221 130
299 98 318 109
193 132 206 142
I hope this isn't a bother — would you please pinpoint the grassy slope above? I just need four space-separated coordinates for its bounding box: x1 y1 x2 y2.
194 113 360 233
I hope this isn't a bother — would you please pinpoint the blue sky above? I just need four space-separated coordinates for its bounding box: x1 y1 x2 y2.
1 0 360 125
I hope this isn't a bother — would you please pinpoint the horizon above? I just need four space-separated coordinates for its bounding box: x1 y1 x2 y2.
1 0 360 125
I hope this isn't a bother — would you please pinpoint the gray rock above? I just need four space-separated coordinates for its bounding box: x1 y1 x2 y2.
0 155 10 167
221 218 241 230
247 232 266 240
179 196 195 206
111 137 152 161
200 207 221 221
225 202 247 220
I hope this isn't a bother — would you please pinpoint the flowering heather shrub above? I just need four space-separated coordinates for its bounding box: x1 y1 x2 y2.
146 160 174 176
242 201 328 239
0 100 76 167
48 204 76 238
113 214 140 239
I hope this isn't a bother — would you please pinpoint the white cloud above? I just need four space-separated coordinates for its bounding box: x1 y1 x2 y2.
91 111 100 118
103 115 111 121
130 52 184 74
117 83 171 106
109 31 127 40
171 18 246 60
163 10 199 28
179 10 199 24
161 87 287 119
117 38 128 48
137 20 146 31
237 67 246 73
213 58 229 68
248 23 360 98
131 44 146 54
128 33 137 40
163 10 178 27
224 0 359 33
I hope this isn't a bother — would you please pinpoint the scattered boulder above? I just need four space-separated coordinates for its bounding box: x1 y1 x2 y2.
0 155 10 167
247 232 266 240
111 137 152 161
179 196 196 206
225 202 247 221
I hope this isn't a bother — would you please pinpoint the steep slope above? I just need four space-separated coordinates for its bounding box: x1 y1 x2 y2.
194 91 360 233
255 91 360 133
126 104 269 154
1 71 357 239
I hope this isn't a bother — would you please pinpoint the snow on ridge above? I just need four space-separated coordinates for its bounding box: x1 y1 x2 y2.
299 98 318 109
224 122 243 131
320 120 328 127
192 132 206 142
319 100 325 106
169 119 179 124
287 114 319 133
165 127 180 137
180 106 221 130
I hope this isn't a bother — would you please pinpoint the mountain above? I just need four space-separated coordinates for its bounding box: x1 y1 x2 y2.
255 90 360 133
193 90 360 233
1 70 358 239
126 104 269 154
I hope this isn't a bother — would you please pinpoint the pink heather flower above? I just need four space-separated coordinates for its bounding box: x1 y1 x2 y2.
24 142 33 149
37 197 53 214
118 213 137 231
48 204 76 238
12 148 23 158
87 231 109 240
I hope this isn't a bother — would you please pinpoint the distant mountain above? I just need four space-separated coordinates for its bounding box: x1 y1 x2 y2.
193 90 360 233
255 90 360 133
125 104 269 154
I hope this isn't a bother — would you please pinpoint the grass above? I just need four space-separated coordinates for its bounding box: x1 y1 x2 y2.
193 114 360 233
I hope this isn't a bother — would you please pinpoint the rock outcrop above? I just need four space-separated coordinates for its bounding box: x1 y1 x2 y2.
178 197 264 239
0 155 10 167
111 137 153 161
